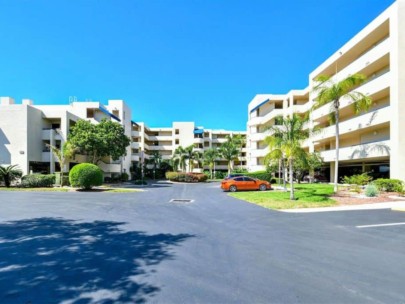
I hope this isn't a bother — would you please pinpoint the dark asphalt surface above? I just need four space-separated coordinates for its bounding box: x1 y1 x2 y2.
0 182 405 303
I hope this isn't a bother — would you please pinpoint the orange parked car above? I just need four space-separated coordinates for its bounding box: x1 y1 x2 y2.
221 176 271 192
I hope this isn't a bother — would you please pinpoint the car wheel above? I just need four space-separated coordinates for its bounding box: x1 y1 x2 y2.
259 184 267 191
229 185 237 192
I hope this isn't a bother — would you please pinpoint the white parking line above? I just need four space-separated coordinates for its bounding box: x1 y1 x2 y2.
356 222 405 229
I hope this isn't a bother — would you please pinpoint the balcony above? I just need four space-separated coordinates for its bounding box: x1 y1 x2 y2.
331 37 390 85
148 135 172 141
249 132 267 142
194 138 204 144
248 109 283 127
131 142 140 149
98 162 122 173
312 71 390 121
250 148 268 158
131 131 140 137
319 139 390 162
148 145 173 151
131 155 140 162
211 138 228 143
312 106 390 143
42 129 63 141
42 152 51 162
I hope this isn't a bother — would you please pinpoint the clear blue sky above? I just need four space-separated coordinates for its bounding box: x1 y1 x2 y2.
0 0 395 130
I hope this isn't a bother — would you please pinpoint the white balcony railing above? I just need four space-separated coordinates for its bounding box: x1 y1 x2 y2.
331 36 390 84
98 162 122 173
312 106 390 142
131 142 140 149
250 148 268 158
319 139 390 162
131 155 140 162
42 152 51 162
248 109 283 127
312 71 390 120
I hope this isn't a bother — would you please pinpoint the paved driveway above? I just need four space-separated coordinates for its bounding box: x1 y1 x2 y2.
0 182 405 303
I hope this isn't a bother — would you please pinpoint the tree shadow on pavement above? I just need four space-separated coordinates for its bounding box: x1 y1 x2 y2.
0 218 193 303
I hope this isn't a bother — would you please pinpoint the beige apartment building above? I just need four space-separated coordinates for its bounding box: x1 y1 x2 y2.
247 0 405 182
0 97 133 178
131 122 246 171
0 97 246 178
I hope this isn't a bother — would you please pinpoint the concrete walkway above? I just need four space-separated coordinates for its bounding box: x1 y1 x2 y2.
281 201 405 213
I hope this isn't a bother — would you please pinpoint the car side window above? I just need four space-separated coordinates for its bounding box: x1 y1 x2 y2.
234 177 244 182
243 177 254 182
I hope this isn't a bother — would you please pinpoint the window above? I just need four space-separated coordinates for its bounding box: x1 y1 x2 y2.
244 177 254 182
175 139 179 145
175 129 179 135
86 109 94 118
234 177 244 182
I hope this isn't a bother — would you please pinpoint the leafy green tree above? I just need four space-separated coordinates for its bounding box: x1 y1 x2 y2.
219 139 240 174
293 152 323 183
265 114 309 200
47 141 78 186
68 119 130 164
0 164 22 187
313 74 372 192
203 148 219 179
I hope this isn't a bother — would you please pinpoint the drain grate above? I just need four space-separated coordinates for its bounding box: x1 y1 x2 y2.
169 199 194 203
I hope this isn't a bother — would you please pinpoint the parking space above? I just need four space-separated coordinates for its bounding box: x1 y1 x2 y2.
0 183 404 303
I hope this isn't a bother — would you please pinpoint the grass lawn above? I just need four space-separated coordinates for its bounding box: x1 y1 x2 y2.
229 183 337 210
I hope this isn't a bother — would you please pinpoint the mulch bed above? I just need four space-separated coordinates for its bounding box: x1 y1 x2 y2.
332 190 404 206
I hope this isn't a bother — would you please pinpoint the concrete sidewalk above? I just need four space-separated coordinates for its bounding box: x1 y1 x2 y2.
281 201 405 213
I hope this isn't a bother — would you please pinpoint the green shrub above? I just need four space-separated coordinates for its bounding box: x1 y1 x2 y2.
121 172 129 182
232 168 248 174
365 184 379 197
245 171 272 182
165 172 207 183
21 174 55 188
373 178 404 192
69 163 103 190
214 171 226 179
342 173 372 186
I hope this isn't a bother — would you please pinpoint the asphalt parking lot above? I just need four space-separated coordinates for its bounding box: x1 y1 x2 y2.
0 182 404 303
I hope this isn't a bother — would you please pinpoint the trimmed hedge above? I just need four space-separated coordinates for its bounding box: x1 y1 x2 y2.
21 174 55 188
244 171 272 182
69 163 103 190
165 172 208 183
373 178 404 192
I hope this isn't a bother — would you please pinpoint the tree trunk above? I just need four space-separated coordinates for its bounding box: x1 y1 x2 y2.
289 159 295 200
334 102 340 193
283 159 287 190
5 175 10 188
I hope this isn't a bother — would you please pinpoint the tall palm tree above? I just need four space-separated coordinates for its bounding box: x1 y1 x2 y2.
150 151 162 170
173 146 187 172
203 148 219 179
230 134 246 169
313 74 372 193
218 139 240 174
265 114 309 200
0 164 22 188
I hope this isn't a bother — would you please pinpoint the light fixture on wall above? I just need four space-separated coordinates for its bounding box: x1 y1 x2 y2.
373 131 378 135
19 151 24 155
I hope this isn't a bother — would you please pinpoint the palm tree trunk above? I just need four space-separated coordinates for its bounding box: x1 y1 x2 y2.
334 103 340 193
289 159 295 200
283 159 287 190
